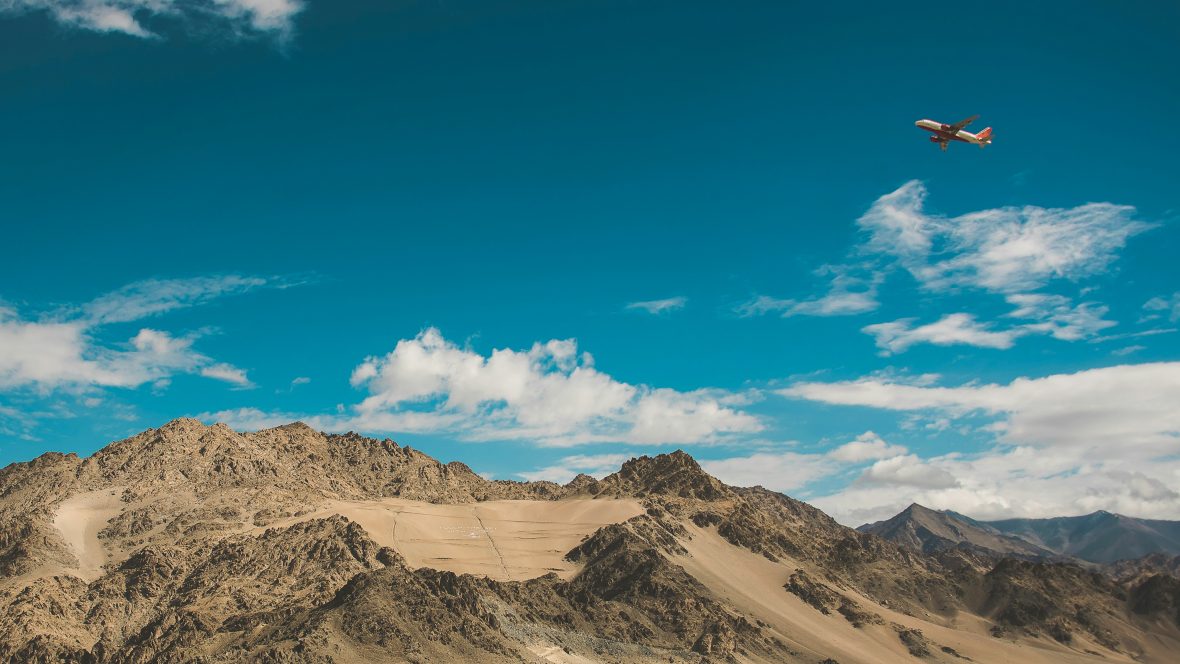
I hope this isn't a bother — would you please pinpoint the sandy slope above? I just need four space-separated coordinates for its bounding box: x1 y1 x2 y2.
673 523 1136 664
51 488 125 582
267 497 645 581
527 645 599 663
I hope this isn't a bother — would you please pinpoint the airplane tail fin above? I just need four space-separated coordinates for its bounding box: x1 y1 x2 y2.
976 127 993 146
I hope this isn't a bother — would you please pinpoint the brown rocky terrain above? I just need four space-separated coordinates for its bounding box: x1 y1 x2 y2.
1107 553 1180 585
3 418 1180 663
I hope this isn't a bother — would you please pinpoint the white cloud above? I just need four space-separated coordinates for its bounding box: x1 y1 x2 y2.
78 275 270 325
699 431 908 494
0 277 263 393
782 362 1180 452
1090 328 1177 344
518 453 641 484
234 328 762 446
199 363 254 388
0 316 212 390
626 297 687 314
858 180 1152 293
812 447 1180 526
860 297 1121 354
291 376 311 386
734 295 794 317
737 266 881 318
862 313 1022 355
857 454 959 490
741 183 1150 347
0 0 304 38
700 416 1180 526
828 431 908 462
1144 293 1180 322
1005 293 1117 341
700 451 838 494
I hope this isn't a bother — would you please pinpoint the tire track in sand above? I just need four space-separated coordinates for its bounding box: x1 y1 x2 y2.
474 510 512 580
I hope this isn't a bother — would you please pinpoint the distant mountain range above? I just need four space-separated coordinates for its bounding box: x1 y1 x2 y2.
859 503 1180 564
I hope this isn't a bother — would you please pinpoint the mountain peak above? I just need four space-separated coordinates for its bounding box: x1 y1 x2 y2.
596 450 730 500
902 502 938 516
157 416 215 432
861 503 1052 559
268 420 317 433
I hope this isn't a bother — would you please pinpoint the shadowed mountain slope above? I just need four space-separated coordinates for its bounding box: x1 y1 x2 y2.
858 504 1053 559
862 504 1180 565
986 511 1180 564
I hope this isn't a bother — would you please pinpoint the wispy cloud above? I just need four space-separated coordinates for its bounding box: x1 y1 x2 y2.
1144 292 1180 322
737 265 881 318
1004 293 1116 341
859 295 1125 354
857 180 1153 293
626 296 687 315
1090 328 1177 344
78 275 271 325
0 276 277 394
862 313 1021 355
0 0 305 39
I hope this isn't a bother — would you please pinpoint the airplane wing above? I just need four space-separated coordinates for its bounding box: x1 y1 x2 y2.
946 114 979 132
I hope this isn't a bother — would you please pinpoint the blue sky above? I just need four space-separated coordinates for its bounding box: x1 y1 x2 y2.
2 0 1178 525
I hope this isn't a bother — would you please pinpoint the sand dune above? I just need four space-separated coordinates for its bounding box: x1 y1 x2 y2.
51 488 125 582
268 497 645 581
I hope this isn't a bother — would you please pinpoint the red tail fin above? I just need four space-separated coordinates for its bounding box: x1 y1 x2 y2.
977 127 993 142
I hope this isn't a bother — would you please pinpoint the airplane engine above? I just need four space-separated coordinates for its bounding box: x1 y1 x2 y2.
929 136 942 143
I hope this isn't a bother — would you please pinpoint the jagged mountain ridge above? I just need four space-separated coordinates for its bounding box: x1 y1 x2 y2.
861 503 1180 565
1 418 1178 663
986 511 1180 564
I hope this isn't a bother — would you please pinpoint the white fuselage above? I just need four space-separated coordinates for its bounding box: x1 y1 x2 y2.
914 119 987 144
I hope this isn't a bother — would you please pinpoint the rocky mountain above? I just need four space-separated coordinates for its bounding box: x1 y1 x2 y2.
986 512 1180 564
2 419 1179 663
862 504 1180 565
1106 553 1180 585
857 504 1053 559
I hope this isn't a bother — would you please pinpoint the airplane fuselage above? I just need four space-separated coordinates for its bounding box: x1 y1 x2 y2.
914 119 989 145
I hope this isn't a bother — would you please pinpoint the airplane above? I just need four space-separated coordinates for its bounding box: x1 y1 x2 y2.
915 115 993 151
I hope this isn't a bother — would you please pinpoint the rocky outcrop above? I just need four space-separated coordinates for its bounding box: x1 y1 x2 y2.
594 450 731 501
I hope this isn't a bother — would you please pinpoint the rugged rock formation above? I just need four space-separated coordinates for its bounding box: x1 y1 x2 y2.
2 419 1179 663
